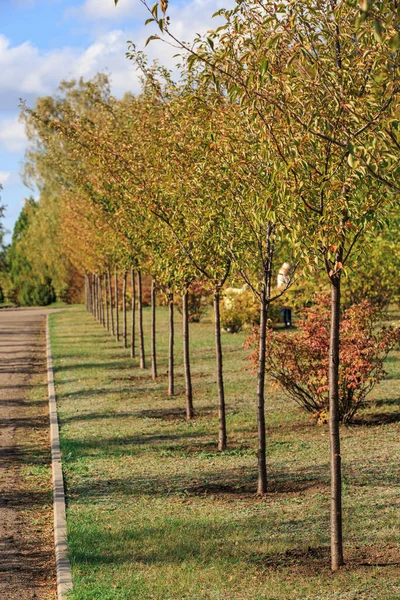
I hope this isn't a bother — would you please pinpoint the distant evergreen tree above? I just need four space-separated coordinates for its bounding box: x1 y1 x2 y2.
5 198 56 306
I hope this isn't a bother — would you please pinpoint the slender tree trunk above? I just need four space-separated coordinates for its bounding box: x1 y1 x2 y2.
257 286 268 495
329 276 344 570
137 271 145 369
88 274 92 314
101 277 105 326
168 293 174 396
101 275 107 329
97 276 100 323
213 292 226 449
92 274 95 318
130 268 136 358
123 271 127 348
256 224 274 496
93 274 98 320
107 268 115 336
151 279 157 380
89 274 93 315
115 268 120 343
85 273 88 311
98 276 102 324
95 274 98 319
182 292 194 419
97 275 102 323
105 274 110 331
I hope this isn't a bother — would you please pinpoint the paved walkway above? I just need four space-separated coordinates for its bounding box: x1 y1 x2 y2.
0 309 58 600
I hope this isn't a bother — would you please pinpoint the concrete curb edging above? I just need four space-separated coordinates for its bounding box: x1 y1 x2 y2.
46 315 73 599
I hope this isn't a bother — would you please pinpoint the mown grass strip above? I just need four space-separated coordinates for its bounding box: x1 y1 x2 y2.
50 306 400 600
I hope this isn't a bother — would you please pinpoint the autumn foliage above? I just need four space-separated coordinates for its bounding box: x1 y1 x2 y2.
246 295 400 424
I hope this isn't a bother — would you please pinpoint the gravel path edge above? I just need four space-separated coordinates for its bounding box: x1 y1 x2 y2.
46 315 73 599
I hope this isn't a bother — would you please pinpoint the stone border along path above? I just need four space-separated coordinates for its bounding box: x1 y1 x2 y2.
46 315 73 599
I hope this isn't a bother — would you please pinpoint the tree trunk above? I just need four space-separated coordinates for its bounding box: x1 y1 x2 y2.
88 274 93 314
213 292 226 449
85 273 88 312
257 285 268 495
329 277 344 570
97 276 100 323
130 268 136 358
151 279 157 380
168 293 174 396
115 268 119 343
93 274 98 320
107 269 115 336
105 273 110 331
89 274 93 316
123 271 127 348
182 292 194 419
137 271 145 369
99 275 105 327
97 275 101 323
86 273 90 313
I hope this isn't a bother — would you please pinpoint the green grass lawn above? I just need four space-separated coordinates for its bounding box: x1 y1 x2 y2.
49 305 400 600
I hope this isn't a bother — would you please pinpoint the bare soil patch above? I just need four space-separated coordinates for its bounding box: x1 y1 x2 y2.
0 309 57 600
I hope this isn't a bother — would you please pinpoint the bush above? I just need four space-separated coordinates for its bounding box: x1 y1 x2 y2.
17 278 56 306
221 287 285 332
220 288 260 332
246 295 400 424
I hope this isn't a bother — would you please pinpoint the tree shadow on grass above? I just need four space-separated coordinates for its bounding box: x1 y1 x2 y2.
353 399 400 426
60 406 213 423
136 405 216 421
63 430 211 455
355 412 400 426
53 360 132 373
366 397 400 407
67 462 328 503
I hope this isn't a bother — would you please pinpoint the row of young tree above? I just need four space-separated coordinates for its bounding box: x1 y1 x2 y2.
21 0 399 571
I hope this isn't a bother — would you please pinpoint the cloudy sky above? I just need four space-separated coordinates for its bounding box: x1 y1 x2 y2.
0 0 231 241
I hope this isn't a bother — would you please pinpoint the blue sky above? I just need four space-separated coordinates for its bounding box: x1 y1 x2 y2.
0 0 231 242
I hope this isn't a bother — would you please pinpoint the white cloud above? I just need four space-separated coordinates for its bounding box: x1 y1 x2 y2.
0 32 140 108
80 0 139 20
0 172 11 186
0 0 235 112
0 116 27 152
0 34 77 104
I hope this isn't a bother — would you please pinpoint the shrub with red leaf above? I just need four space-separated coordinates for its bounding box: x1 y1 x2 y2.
245 295 400 424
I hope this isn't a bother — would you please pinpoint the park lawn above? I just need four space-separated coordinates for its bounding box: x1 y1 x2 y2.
49 305 400 600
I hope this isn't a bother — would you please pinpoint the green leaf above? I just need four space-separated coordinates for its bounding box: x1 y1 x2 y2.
151 2 158 18
259 58 269 77
145 34 161 46
389 34 400 51
348 153 354 168
373 20 383 43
